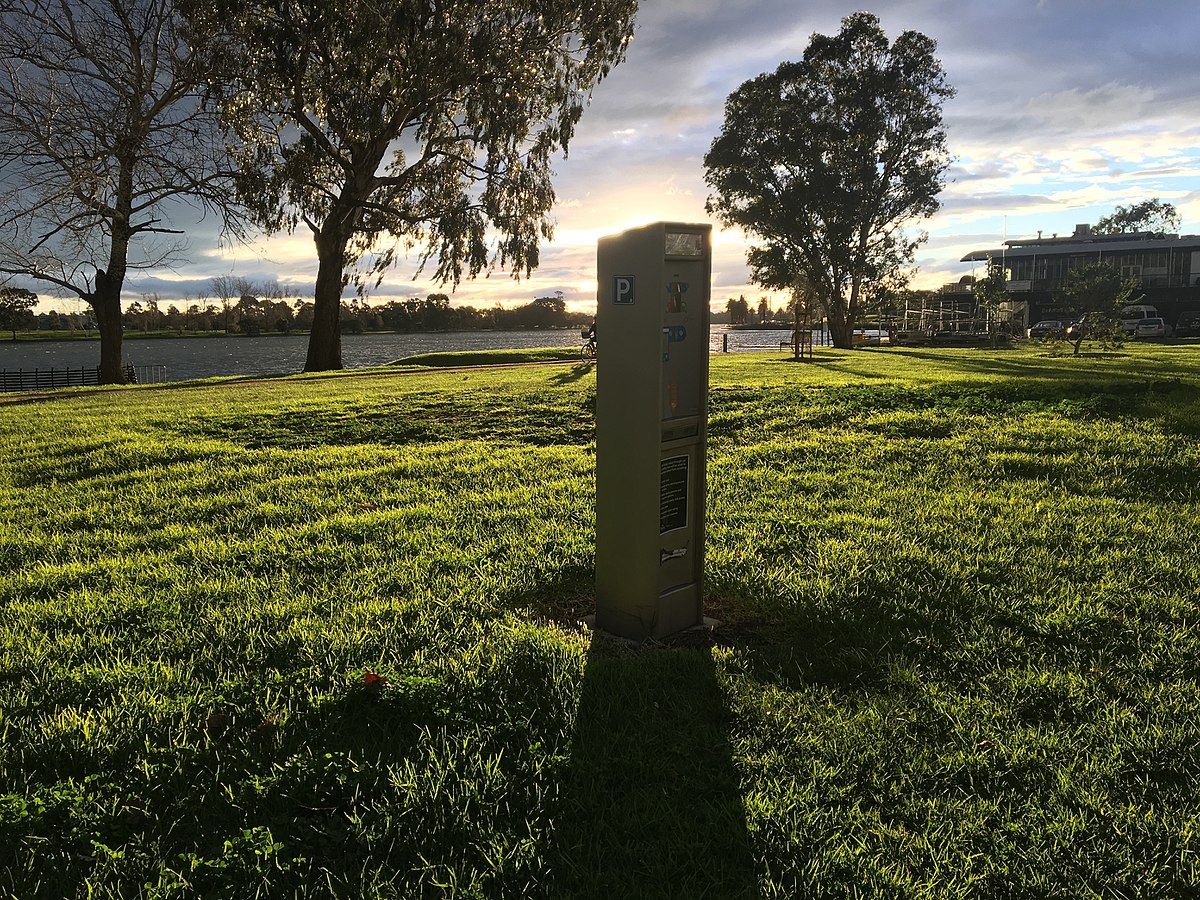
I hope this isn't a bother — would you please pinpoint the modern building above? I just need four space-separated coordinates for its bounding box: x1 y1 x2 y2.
960 225 1200 328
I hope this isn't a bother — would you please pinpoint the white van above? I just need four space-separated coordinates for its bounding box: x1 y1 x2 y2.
1119 304 1158 334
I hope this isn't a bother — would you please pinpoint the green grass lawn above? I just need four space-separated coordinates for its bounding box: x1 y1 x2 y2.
1 345 1198 898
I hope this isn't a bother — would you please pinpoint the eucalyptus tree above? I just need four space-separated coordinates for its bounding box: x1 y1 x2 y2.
1094 199 1180 236
704 12 954 349
191 0 638 372
0 0 242 383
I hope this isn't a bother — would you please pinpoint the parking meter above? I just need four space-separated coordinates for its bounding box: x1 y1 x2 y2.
594 222 711 640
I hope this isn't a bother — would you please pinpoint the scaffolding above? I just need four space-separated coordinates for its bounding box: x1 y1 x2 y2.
892 282 1025 339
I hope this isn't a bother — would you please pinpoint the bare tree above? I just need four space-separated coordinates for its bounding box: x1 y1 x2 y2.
209 273 238 332
0 0 241 383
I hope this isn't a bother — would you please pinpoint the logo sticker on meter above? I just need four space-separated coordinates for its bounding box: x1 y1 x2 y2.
613 276 636 305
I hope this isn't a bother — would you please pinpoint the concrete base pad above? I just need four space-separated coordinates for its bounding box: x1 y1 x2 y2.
581 614 720 644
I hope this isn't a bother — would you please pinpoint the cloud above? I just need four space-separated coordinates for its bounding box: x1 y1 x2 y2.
934 192 1058 223
946 161 1019 184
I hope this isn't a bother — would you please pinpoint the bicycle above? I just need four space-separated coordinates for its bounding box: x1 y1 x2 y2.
580 331 597 360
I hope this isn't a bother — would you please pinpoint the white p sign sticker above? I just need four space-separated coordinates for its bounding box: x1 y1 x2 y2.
613 275 636 305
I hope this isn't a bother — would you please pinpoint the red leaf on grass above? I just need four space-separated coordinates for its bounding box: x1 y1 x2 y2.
205 710 231 739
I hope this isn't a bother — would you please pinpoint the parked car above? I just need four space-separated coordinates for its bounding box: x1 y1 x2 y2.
1120 304 1159 334
1134 317 1168 339
1175 312 1200 338
1027 320 1064 339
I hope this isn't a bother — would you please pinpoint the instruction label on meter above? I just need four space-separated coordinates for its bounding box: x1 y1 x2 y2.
660 455 689 533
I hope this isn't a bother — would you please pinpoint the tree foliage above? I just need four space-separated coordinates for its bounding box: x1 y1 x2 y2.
0 286 38 340
0 0 241 383
1061 261 1139 357
189 0 638 372
725 296 750 325
1093 199 1180 236
704 12 953 349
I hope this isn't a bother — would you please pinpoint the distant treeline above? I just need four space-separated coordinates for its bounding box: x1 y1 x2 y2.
23 291 592 336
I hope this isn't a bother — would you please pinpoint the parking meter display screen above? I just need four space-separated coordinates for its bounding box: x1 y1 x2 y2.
664 231 703 257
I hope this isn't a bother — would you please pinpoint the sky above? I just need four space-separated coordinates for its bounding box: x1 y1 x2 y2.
102 0 1200 316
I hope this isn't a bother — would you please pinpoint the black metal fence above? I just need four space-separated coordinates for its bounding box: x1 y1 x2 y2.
0 364 166 392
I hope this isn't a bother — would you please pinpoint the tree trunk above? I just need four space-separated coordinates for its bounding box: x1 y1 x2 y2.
1072 317 1088 357
93 238 130 384
827 300 854 349
792 303 801 360
89 157 135 385
92 286 126 383
305 228 348 372
828 227 872 351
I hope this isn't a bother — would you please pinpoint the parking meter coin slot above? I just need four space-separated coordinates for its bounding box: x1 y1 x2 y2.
658 540 691 594
660 546 687 564
666 282 687 313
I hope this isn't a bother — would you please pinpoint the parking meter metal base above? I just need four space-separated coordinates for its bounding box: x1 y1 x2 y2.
594 222 711 642
582 614 722 646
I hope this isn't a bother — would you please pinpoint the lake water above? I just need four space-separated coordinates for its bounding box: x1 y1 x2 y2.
0 326 811 384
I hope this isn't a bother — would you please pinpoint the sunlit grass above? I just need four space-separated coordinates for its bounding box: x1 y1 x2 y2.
1 344 1198 897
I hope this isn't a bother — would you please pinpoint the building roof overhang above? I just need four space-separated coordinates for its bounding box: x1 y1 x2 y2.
960 234 1200 264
